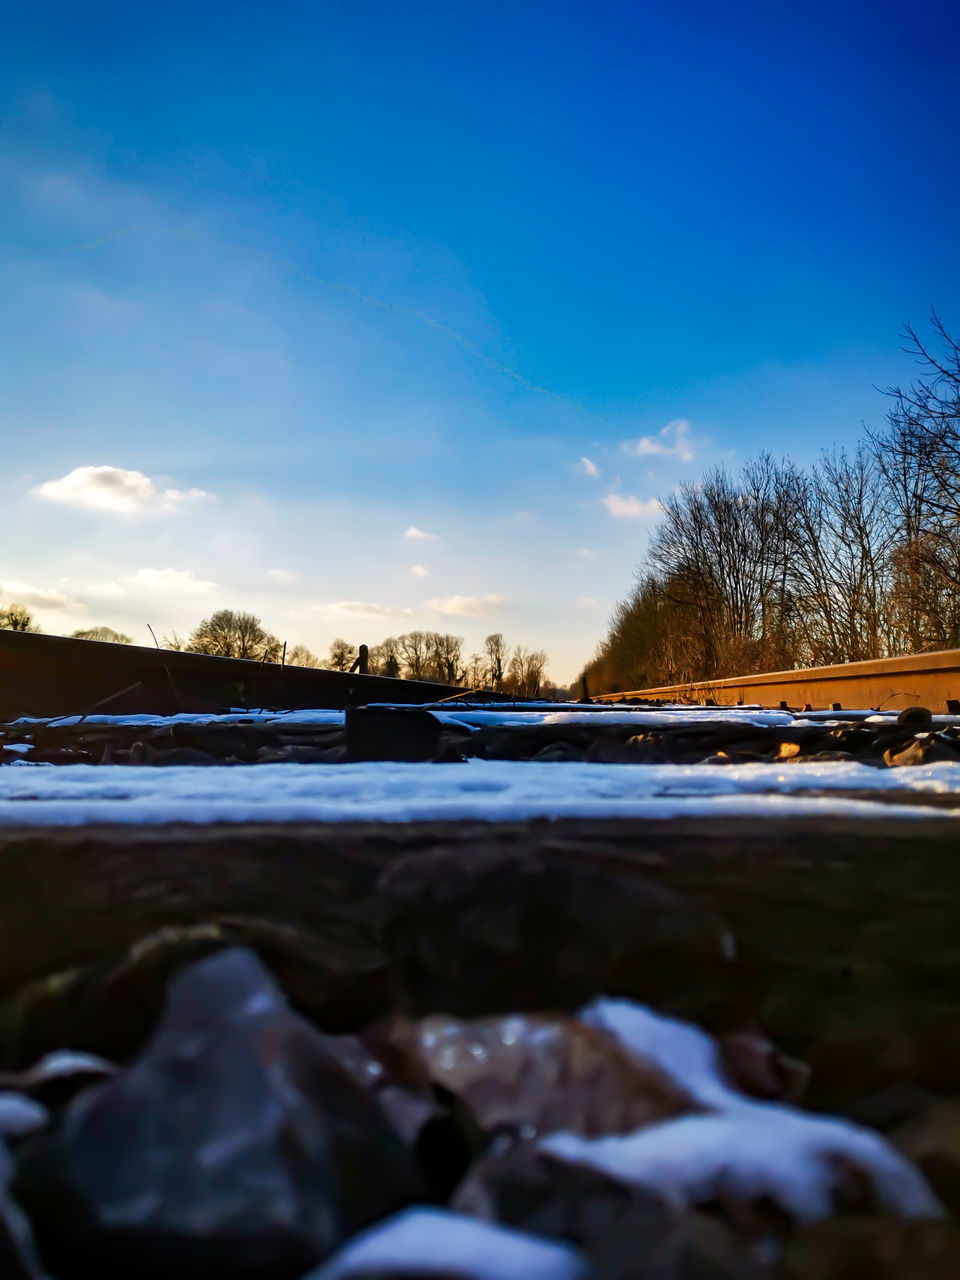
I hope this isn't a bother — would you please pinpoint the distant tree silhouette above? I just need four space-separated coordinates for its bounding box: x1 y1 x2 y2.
0 604 39 632
429 632 463 684
186 609 281 661
398 631 430 679
369 637 401 677
287 643 321 667
484 633 507 689
71 626 133 644
328 638 356 671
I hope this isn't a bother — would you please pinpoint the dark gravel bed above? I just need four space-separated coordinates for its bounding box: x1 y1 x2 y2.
4 705 960 768
0 815 958 1276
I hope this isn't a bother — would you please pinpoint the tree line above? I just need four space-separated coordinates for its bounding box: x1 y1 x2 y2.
0 602 557 698
584 313 960 694
167 616 554 698
0 609 132 644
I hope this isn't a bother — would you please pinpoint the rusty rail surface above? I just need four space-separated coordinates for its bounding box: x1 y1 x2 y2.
0 629 472 719
594 649 960 713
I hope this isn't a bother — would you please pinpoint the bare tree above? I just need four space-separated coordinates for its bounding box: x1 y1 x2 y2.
484 633 507 689
430 632 464 684
522 649 548 697
870 313 960 647
287 644 320 667
462 653 488 688
0 604 39 633
328 638 356 671
369 636 402 678
398 631 430 679
785 447 895 665
187 610 282 661
650 456 796 678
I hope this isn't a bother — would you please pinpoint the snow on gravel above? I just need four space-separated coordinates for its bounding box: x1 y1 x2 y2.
540 1112 941 1222
311 1208 588 1280
534 997 945 1222
2 703 818 730
0 759 957 826
9 704 957 735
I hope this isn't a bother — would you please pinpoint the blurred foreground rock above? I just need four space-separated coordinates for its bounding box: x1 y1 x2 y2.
389 1011 697 1141
14 949 424 1280
0 811 957 1276
0 1139 47 1279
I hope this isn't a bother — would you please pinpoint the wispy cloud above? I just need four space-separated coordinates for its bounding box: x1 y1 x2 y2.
404 525 439 541
129 567 218 593
313 600 416 620
268 568 299 585
578 597 602 609
33 465 213 515
602 493 663 519
622 419 694 463
409 564 429 576
426 594 504 617
575 548 596 560
577 456 600 478
0 579 82 611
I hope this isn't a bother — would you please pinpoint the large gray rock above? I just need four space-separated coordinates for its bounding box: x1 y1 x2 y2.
15 948 425 1280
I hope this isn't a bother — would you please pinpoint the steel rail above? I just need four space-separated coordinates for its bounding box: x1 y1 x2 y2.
0 629 483 718
593 648 960 712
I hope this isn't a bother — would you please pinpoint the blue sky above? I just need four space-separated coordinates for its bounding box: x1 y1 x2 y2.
2 0 958 681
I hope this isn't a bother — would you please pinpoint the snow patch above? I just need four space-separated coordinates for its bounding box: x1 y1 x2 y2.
560 998 942 1221
0 1093 48 1138
312 1208 588 1279
0 759 958 826
580 998 742 1111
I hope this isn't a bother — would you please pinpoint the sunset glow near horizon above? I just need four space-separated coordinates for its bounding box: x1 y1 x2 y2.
2 1 958 682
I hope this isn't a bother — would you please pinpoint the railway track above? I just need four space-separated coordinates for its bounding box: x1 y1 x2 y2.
4 646 960 1275
0 627 472 719
593 647 960 712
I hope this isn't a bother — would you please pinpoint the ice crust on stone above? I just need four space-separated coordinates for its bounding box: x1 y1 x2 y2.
580 998 745 1111
0 1094 48 1139
551 998 943 1222
309 1207 589 1280
0 758 958 826
541 1112 942 1222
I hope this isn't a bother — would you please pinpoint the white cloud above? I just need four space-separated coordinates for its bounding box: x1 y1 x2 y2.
577 456 600 478
602 493 663 519
578 597 602 609
268 569 299 585
404 525 438 541
575 548 596 560
426 594 504 617
0 579 82 611
313 601 416 620
410 564 429 577
128 568 217 593
623 419 694 463
33 465 212 515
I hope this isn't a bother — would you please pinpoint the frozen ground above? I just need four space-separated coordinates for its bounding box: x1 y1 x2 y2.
0 758 958 826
